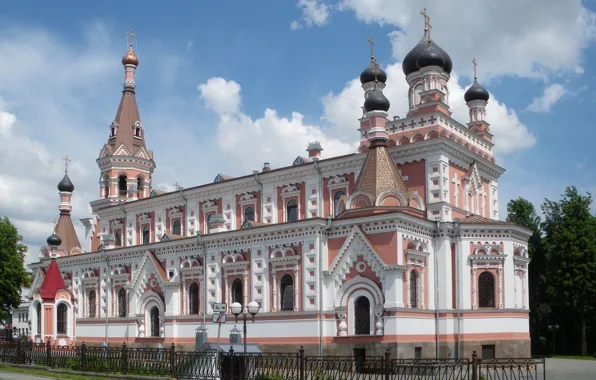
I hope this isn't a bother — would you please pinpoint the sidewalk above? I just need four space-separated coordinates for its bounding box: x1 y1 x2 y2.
0 372 56 380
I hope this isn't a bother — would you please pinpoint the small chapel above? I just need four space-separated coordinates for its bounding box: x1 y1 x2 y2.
29 10 532 359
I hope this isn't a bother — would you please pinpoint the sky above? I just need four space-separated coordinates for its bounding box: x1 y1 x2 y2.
1 0 595 264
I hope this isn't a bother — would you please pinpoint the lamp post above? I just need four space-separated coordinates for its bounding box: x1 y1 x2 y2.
195 232 208 349
230 301 260 354
8 309 13 341
548 324 559 357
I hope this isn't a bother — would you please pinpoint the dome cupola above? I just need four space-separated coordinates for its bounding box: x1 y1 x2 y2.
364 85 390 112
360 60 387 84
47 232 62 247
57 173 75 192
402 9 452 76
464 79 490 102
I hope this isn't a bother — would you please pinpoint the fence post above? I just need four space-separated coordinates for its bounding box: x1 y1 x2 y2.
16 340 21 364
46 338 51 367
384 348 391 380
169 343 176 378
299 346 305 380
471 350 478 380
81 342 86 371
121 342 128 375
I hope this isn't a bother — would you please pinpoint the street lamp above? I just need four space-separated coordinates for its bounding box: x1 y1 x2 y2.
195 232 209 349
548 324 559 357
231 301 260 354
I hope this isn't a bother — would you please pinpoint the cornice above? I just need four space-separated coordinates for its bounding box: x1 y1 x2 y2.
390 138 505 181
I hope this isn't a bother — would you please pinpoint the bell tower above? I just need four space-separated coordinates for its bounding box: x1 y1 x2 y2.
92 30 156 212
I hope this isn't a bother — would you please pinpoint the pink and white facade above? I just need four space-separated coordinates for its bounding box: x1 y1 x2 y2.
28 23 532 359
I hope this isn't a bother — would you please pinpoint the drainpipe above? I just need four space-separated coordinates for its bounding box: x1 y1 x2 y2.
314 158 331 357
454 218 461 359
101 247 110 348
119 203 127 247
253 171 264 223
434 220 440 359
178 187 188 234
196 233 208 329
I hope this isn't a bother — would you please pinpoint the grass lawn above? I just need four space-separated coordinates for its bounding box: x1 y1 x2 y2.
554 355 596 361
0 365 112 380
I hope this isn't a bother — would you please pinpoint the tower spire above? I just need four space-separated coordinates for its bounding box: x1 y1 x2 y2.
94 29 155 211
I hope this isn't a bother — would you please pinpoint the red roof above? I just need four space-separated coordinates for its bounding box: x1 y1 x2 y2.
39 259 66 300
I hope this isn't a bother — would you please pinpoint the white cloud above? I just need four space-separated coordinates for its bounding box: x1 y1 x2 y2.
199 77 356 173
527 83 567 113
291 0 330 30
0 109 15 136
199 77 242 115
321 63 535 154
334 0 596 79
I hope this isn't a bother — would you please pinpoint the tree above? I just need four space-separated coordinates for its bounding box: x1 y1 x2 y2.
542 187 596 356
506 197 549 353
0 217 31 322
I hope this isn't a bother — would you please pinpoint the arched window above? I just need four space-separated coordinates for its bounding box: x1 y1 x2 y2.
244 207 255 222
410 270 418 308
142 225 150 244
231 279 243 307
118 288 127 317
36 303 41 335
118 175 127 197
333 191 345 217
286 199 298 222
114 230 122 247
88 290 96 318
172 220 181 235
280 274 293 311
189 282 199 314
478 272 495 308
354 296 370 335
414 84 424 106
57 303 67 335
137 177 144 196
150 307 160 337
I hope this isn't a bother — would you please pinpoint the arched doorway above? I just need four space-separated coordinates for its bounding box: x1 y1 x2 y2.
150 307 160 337
354 296 370 335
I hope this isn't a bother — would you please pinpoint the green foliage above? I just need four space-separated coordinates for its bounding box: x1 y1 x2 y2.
0 217 31 321
541 187 596 355
255 373 285 380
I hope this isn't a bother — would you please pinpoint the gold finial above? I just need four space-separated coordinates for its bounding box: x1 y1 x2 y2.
420 8 432 42
63 155 70 174
368 37 375 61
472 58 478 80
127 29 136 47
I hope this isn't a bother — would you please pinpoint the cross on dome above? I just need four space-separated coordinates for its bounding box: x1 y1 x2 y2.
472 58 478 80
63 155 70 173
420 8 432 42
368 37 375 60
127 29 136 47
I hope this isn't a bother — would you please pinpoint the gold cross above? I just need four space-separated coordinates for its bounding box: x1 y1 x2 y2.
52 218 57 233
368 37 375 60
63 155 70 173
127 29 136 47
472 58 478 80
420 8 432 42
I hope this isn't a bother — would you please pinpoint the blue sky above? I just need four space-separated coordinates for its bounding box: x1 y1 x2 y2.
0 0 595 263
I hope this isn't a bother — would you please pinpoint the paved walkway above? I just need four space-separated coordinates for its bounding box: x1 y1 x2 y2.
546 358 596 380
0 372 55 380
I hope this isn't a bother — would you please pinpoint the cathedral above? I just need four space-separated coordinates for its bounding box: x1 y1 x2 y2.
28 13 532 359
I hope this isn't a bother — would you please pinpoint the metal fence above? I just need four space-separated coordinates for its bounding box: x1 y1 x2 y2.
0 340 546 380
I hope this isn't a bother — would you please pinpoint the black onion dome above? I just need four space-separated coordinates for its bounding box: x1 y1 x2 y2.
47 233 62 246
402 34 452 76
464 79 490 102
57 173 75 192
364 86 390 112
360 61 387 84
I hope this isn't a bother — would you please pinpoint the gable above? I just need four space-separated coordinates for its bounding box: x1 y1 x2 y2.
131 251 169 298
135 147 150 160
113 143 132 156
327 226 388 289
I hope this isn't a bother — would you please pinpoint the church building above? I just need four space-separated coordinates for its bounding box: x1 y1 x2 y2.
28 13 532 359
